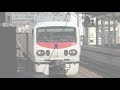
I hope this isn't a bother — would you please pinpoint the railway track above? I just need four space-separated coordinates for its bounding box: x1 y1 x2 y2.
80 56 120 78
82 47 120 57
68 71 88 78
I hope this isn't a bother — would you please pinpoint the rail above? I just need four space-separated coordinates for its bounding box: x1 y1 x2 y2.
80 56 120 78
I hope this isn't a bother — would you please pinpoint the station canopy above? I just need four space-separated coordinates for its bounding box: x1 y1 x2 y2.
77 12 120 22
78 12 120 17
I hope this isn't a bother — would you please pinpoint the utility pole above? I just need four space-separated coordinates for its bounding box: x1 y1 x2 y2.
96 18 99 46
108 16 111 46
101 17 105 46
76 13 79 28
113 15 116 47
84 14 88 45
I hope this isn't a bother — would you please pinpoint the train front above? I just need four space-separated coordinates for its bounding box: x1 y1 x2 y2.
33 22 81 75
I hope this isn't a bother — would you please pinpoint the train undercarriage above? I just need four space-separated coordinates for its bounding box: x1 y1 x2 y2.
34 60 79 76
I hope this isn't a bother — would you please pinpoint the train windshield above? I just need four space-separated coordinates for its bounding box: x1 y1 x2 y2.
36 27 77 42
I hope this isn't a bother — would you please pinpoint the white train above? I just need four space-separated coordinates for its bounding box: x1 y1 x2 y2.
17 14 81 76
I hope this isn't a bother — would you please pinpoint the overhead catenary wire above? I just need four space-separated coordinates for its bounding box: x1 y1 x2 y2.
48 12 70 61
42 12 70 74
70 12 83 22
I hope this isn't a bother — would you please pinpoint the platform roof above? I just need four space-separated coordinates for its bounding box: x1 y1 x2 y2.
78 12 120 18
79 12 120 22
81 12 112 16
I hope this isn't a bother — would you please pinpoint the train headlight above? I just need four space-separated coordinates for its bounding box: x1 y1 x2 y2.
46 50 50 56
69 49 77 56
36 50 45 56
64 50 68 56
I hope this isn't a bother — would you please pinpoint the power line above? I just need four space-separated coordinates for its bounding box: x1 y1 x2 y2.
70 12 83 21
42 12 70 74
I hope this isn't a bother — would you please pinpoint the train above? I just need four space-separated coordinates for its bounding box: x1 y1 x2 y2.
17 13 81 75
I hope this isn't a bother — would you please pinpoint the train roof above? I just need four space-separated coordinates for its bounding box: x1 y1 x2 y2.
35 21 78 28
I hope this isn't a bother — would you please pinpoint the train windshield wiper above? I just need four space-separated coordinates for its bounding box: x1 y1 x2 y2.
56 38 64 42
49 36 64 42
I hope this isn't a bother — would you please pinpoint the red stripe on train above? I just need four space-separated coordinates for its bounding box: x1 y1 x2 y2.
36 42 77 49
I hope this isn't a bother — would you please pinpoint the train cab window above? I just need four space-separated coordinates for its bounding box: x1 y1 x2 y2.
36 27 77 42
